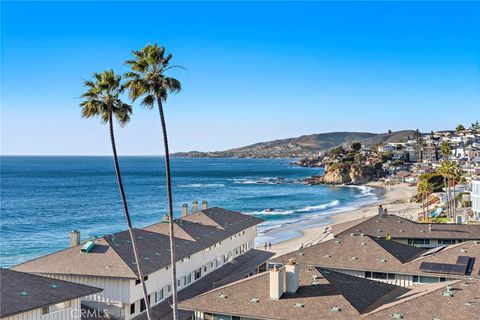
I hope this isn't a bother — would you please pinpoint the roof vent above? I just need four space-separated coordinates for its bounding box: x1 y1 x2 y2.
162 214 170 223
351 256 358 260
249 297 259 303
49 284 59 289
19 291 28 296
81 241 95 253
335 240 341 244
379 258 387 263
420 230 426 233
375 220 380 223
442 291 454 297
360 242 367 245
399 230 404 233
330 307 342 312
294 303 304 308
324 254 331 258
376 229 383 232
218 293 228 299
351 232 361 237
298 252 305 256
460 248 467 253
391 314 403 319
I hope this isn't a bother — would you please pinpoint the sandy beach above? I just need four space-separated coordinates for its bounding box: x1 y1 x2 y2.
260 182 419 257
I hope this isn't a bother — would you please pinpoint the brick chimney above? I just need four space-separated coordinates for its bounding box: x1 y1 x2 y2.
202 200 208 210
70 230 80 247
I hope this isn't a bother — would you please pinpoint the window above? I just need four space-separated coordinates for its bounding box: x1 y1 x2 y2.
372 272 388 279
167 284 172 293
203 265 207 273
135 279 141 285
413 275 419 283
195 268 202 280
42 301 72 314
130 303 136 315
184 274 192 285
140 298 146 312
177 279 181 287
438 239 455 245
155 289 164 303
365 271 372 278
408 239 430 245
144 275 148 281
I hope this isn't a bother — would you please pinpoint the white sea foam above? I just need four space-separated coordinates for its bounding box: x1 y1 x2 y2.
296 200 340 212
179 183 225 188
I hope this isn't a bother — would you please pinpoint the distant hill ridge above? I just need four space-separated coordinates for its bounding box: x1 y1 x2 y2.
172 130 417 158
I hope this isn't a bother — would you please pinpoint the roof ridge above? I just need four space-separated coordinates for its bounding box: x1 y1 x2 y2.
366 280 461 316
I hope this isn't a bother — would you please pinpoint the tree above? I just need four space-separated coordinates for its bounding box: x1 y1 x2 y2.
80 70 152 319
125 44 182 320
329 145 345 157
440 142 451 161
455 124 465 131
417 179 434 221
351 142 362 153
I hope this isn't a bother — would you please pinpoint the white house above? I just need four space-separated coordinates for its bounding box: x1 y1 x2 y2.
12 205 264 319
0 268 102 320
471 180 480 220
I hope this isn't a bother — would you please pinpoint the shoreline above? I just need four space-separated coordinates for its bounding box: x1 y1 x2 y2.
257 181 419 256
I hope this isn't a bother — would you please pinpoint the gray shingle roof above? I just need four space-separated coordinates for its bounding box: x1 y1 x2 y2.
12 207 263 279
134 249 274 320
332 214 480 240
178 266 410 320
271 236 480 279
0 268 102 318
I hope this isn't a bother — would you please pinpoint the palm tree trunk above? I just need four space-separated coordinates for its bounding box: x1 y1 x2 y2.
156 97 179 320
108 113 152 320
453 178 457 222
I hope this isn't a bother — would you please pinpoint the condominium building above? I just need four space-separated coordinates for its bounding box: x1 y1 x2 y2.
270 233 480 287
0 268 102 320
332 214 480 248
471 179 480 220
12 205 265 319
179 261 480 320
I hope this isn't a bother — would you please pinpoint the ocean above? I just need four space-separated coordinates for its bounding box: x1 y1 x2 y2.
0 156 378 267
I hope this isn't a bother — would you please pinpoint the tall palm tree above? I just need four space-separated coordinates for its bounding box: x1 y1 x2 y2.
80 70 152 320
417 179 434 221
125 44 182 320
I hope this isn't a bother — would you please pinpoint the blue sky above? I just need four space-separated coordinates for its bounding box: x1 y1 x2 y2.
2 1 479 155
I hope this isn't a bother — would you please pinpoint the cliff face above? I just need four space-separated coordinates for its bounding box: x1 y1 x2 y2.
304 162 385 185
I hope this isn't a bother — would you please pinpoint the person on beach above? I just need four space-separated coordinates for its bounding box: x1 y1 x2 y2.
384 208 388 216
264 242 267 250
378 205 384 216
268 242 272 249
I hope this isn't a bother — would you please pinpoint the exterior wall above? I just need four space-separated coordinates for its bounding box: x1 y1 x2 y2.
1 299 81 320
329 267 450 287
472 180 480 220
126 226 257 319
46 274 130 304
34 226 258 320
